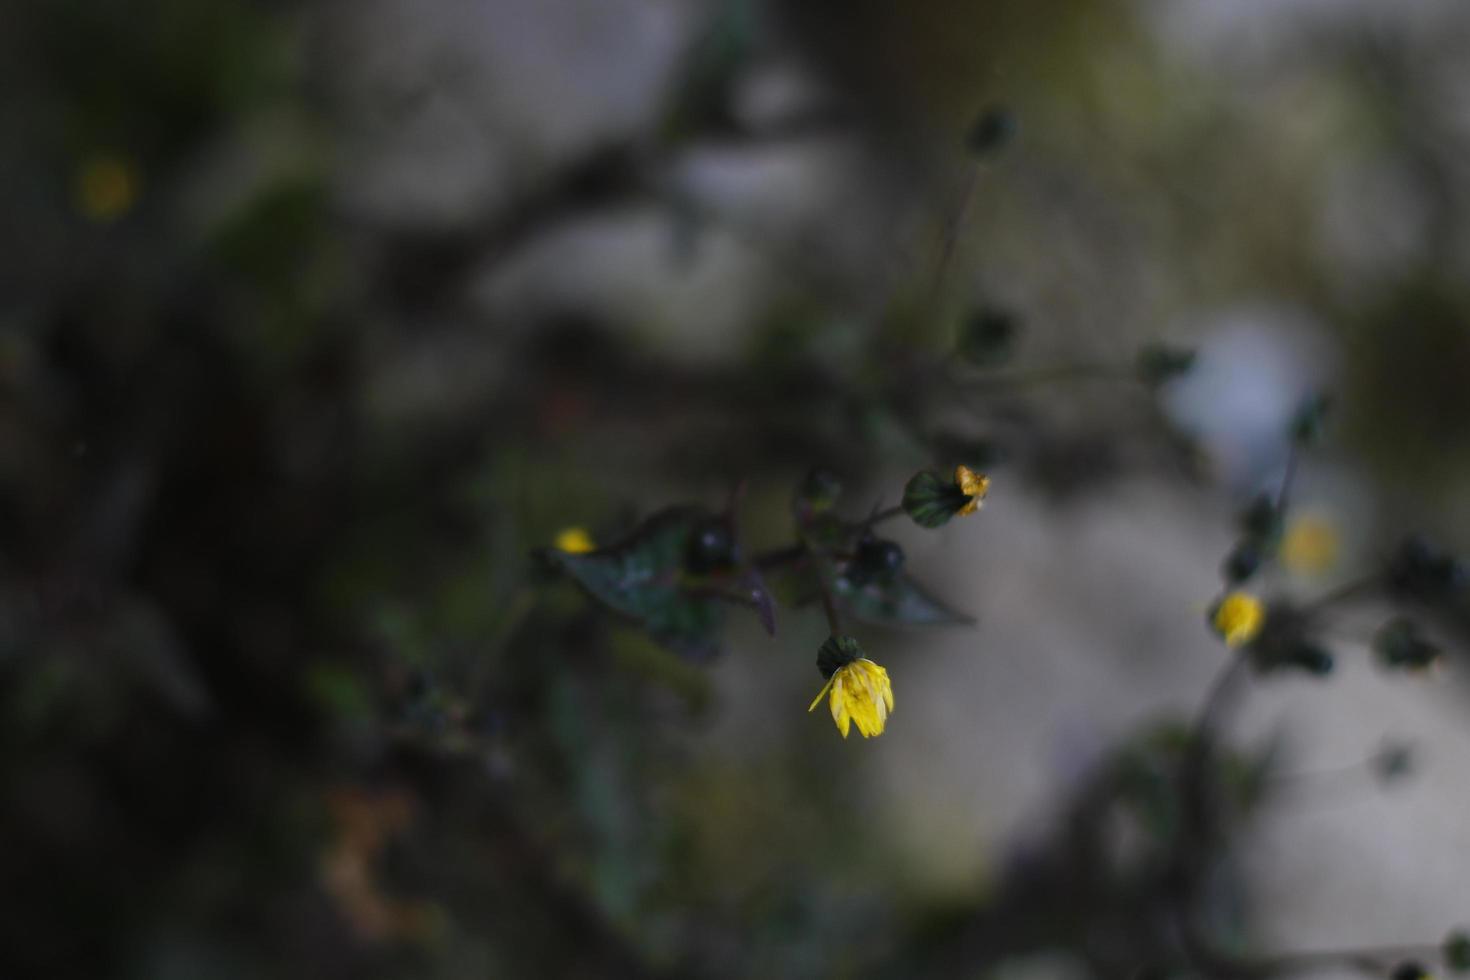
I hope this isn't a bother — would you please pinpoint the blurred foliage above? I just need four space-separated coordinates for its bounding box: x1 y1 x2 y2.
6 0 1470 978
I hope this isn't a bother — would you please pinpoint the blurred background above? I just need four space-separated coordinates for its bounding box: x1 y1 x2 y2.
5 0 1470 977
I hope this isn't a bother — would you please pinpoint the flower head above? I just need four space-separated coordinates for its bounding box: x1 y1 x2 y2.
955 464 990 516
808 635 893 738
553 526 596 554
1280 514 1339 576
1211 591 1265 647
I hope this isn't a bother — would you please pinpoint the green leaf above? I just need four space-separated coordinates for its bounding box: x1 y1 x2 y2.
902 470 970 529
545 507 726 659
833 569 972 628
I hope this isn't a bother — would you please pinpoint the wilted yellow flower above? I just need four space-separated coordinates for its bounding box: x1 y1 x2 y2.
809 656 894 739
1281 514 1339 576
1212 591 1265 647
553 526 595 554
74 154 139 222
955 464 990 517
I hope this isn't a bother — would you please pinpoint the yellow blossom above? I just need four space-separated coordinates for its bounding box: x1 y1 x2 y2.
1212 591 1265 648
808 657 893 738
1281 514 1339 576
553 526 595 554
74 154 139 222
955 464 990 517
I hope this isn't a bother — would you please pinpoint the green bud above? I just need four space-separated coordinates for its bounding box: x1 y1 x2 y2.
1223 541 1263 584
1387 535 1466 604
956 308 1019 367
1288 642 1335 676
1238 494 1283 543
902 469 977 529
846 537 905 587
817 634 863 679
1135 342 1197 387
1373 617 1442 670
685 517 738 574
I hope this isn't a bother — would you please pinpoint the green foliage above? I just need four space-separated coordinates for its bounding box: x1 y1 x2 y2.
544 507 733 659
832 566 971 628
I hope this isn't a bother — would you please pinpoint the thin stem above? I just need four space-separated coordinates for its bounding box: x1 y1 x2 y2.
860 505 905 529
752 543 806 570
1274 443 1300 515
930 165 983 301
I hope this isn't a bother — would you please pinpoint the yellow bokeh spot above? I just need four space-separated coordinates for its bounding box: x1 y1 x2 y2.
74 154 140 222
1281 514 1339 576
553 527 596 554
954 464 990 517
1212 591 1265 648
808 658 894 739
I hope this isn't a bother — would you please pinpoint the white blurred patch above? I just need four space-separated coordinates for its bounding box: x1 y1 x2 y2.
1162 309 1335 490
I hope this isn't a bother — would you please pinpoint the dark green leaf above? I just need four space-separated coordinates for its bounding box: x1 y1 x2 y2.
544 507 726 658
833 569 972 628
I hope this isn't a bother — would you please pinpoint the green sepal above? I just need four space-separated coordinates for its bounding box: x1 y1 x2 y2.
903 470 971 529
816 634 862 679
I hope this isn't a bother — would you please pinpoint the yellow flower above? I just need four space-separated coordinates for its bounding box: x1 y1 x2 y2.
955 464 990 517
553 526 596 554
809 656 894 739
1212 591 1265 647
74 154 139 222
1280 514 1339 576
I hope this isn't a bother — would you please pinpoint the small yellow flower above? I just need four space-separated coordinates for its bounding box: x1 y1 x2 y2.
955 464 990 517
1281 514 1339 576
1212 591 1265 648
809 657 894 739
553 526 596 554
73 154 140 222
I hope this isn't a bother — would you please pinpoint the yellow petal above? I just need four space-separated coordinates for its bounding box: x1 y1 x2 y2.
807 675 835 713
1212 591 1265 648
554 527 596 554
